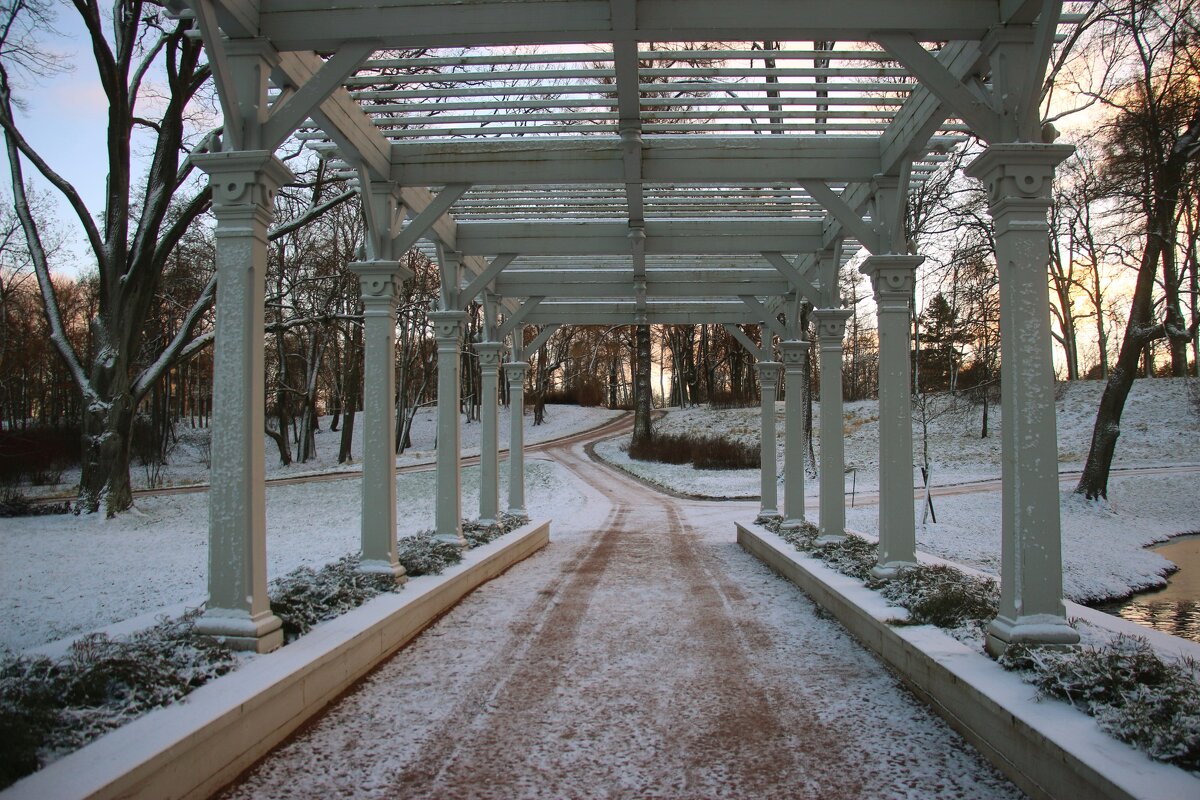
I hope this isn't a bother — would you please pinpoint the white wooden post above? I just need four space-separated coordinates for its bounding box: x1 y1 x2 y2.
428 310 466 546
860 255 922 578
757 361 782 518
813 309 853 544
348 260 410 581
193 150 292 653
779 340 810 528
504 360 529 516
476 341 505 524
967 143 1079 654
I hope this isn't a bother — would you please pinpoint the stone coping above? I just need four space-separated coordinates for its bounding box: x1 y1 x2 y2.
736 521 1200 800
2 520 551 800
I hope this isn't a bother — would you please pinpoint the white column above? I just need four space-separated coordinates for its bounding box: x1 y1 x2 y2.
813 309 853 544
779 341 810 528
966 143 1079 654
757 361 782 518
476 342 505 524
428 310 466 546
193 150 293 653
860 255 922 578
348 261 410 581
504 361 529 516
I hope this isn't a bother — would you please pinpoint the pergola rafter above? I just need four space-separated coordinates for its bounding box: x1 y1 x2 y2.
173 0 1094 659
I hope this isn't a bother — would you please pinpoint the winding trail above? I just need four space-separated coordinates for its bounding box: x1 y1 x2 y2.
219 426 1023 799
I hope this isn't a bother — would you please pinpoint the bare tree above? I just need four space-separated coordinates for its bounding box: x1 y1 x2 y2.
1076 0 1200 499
0 0 216 514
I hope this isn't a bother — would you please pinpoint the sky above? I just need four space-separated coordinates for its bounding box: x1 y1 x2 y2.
4 6 153 276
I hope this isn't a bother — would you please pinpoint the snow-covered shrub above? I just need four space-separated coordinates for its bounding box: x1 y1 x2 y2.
0 610 235 790
878 564 998 630
268 556 401 641
396 530 465 577
1001 635 1200 772
763 517 878 581
462 513 527 548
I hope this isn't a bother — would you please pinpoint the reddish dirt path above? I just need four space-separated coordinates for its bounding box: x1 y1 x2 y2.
218 429 1020 800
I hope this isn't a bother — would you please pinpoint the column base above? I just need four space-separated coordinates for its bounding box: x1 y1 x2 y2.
507 506 527 518
815 532 847 545
434 532 467 548
985 613 1080 657
357 559 408 585
870 560 916 580
196 608 284 654
780 517 807 530
756 509 780 522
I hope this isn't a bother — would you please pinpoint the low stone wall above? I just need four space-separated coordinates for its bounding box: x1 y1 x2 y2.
736 521 1200 800
3 520 551 800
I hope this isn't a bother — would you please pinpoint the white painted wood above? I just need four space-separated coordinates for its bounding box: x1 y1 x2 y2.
504 359 529 516
348 261 410 581
780 340 811 529
966 143 1079 654
757 362 782 518
475 342 505 525
192 150 293 653
812 309 853 543
860 255 922 578
428 311 467 546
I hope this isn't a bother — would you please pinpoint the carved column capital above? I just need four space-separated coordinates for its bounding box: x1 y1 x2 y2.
812 309 853 349
504 360 529 387
427 310 467 344
860 255 922 311
475 341 506 369
194 151 295 214
756 361 782 388
965 143 1074 231
347 261 412 310
779 340 811 367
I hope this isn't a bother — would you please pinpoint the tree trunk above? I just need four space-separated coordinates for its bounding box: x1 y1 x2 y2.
77 356 135 516
632 323 653 445
338 323 361 464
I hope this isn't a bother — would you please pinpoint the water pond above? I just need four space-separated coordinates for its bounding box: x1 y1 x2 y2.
1097 533 1200 644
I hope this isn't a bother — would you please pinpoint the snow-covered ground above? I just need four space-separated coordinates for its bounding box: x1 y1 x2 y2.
0 405 615 652
26 404 623 496
596 378 1200 604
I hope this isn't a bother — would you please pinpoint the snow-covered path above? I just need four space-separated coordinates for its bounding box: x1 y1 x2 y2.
220 435 1020 799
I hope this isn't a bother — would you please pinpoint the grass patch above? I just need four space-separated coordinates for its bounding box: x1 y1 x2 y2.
629 431 758 470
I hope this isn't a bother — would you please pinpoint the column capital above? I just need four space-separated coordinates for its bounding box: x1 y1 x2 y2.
194 150 294 211
965 143 1074 205
859 254 922 301
427 309 467 341
812 308 853 346
475 341 506 368
347 260 412 307
756 360 782 386
778 340 811 367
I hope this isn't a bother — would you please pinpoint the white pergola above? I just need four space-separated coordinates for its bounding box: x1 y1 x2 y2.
171 0 1089 657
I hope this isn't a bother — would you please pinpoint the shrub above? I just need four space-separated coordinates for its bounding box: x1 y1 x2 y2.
627 431 759 470
708 390 757 409
0 610 236 790
462 513 527 548
268 555 401 641
878 564 998 630
0 492 71 518
397 530 465 577
0 425 78 487
1001 635 1200 771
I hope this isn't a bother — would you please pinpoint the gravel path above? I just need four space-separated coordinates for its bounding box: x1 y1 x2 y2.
219 434 1022 799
